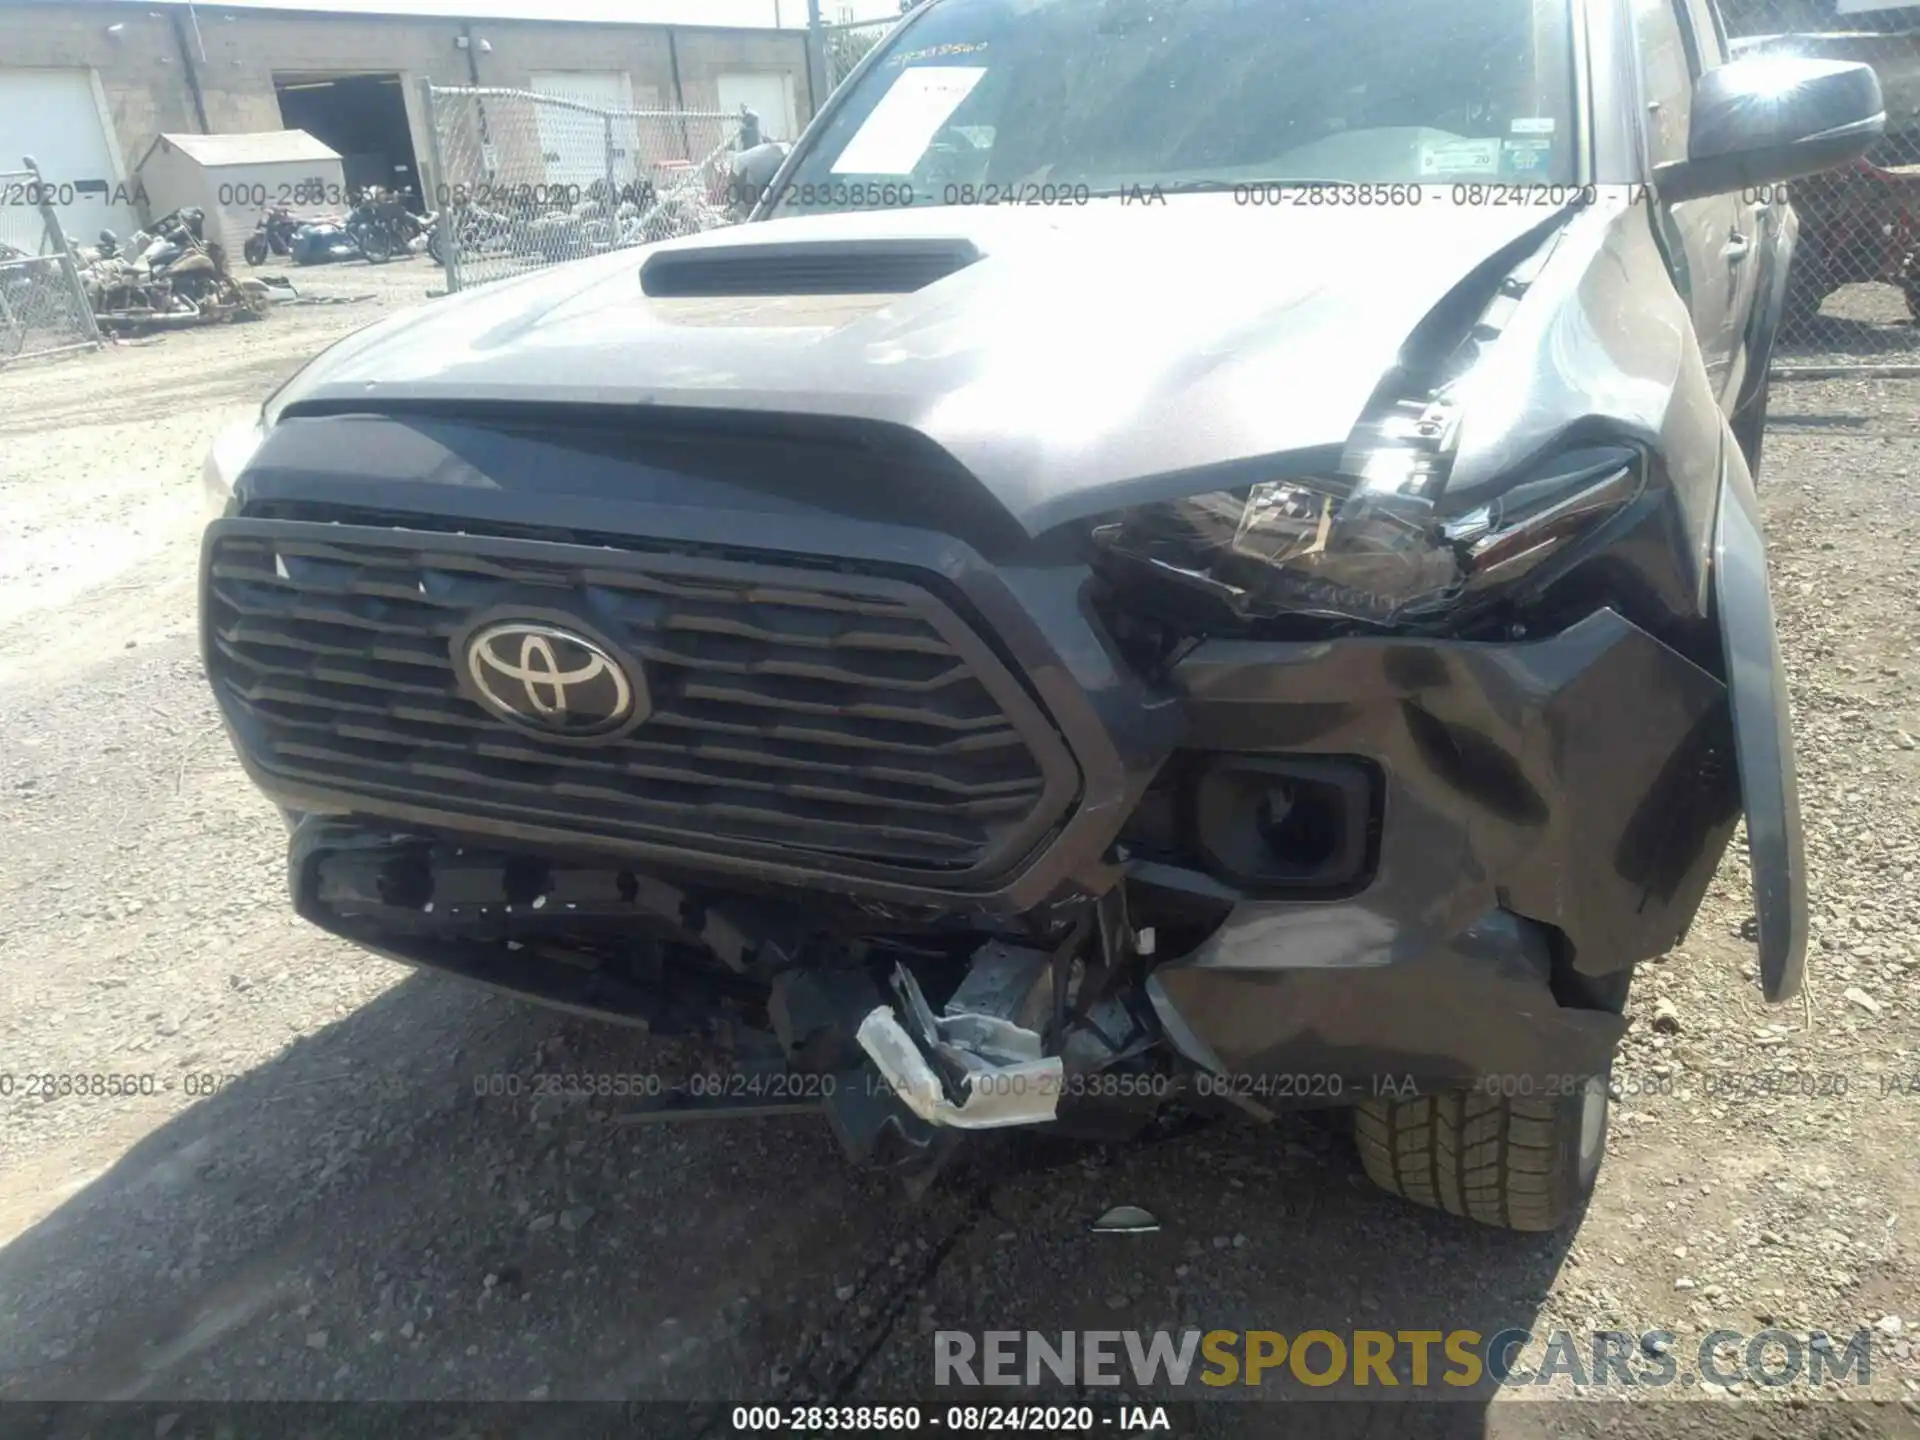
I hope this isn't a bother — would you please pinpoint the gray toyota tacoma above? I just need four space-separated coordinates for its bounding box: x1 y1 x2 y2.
200 0 1880 1230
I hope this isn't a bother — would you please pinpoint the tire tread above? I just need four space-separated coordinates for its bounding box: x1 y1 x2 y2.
1354 1089 1585 1232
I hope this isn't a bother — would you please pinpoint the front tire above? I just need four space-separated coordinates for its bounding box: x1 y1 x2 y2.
1353 1073 1610 1233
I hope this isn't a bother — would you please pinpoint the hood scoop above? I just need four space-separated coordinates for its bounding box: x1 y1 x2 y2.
640 237 982 298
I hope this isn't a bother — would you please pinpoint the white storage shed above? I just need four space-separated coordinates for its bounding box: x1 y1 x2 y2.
134 130 347 262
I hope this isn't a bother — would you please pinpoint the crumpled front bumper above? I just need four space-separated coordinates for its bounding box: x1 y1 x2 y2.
1144 607 1740 1095
277 605 1738 1107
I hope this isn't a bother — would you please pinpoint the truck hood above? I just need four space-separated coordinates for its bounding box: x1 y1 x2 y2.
274 197 1575 533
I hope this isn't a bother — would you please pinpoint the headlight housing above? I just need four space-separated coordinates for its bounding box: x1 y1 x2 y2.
1089 446 1644 630
202 416 267 521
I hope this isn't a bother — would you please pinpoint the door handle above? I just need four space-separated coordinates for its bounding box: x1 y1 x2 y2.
1725 232 1752 262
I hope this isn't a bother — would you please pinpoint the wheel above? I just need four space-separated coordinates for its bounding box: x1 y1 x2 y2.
233 279 271 320
244 234 268 266
1353 1074 1611 1233
358 227 393 264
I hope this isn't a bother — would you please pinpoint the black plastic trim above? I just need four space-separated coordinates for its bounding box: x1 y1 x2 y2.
204 515 1083 894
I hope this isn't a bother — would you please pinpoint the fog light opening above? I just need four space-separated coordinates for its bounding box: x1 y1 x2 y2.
1192 756 1380 895
1256 782 1347 873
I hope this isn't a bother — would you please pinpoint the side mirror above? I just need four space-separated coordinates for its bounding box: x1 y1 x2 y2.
1654 57 1885 203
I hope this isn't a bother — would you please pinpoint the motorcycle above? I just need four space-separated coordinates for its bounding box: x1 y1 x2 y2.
615 160 742 248
243 204 300 266
79 208 272 328
290 219 364 266
346 187 426 264
423 199 515 265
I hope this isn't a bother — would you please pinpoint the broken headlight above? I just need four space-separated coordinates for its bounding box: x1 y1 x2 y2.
203 417 267 522
1088 447 1644 630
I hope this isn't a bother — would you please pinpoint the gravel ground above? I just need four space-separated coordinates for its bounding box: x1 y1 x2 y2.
1 257 1918 1438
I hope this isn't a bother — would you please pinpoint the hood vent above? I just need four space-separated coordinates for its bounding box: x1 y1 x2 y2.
640 237 982 298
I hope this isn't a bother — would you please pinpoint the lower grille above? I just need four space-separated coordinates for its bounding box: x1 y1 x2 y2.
203 519 1079 885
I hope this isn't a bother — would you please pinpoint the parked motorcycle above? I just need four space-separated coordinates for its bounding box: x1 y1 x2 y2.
424 199 516 265
149 209 265 312
613 165 734 248
79 208 272 328
243 204 300 266
637 191 728 245
346 188 422 264
290 219 364 266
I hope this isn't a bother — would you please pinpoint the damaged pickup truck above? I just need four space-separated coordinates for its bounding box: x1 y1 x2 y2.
199 0 1879 1230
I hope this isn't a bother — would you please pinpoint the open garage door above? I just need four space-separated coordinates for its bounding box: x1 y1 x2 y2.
275 73 422 206
0 69 141 249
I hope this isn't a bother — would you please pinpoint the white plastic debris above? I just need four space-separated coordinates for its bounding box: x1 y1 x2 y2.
1090 1205 1160 1235
857 964 1063 1130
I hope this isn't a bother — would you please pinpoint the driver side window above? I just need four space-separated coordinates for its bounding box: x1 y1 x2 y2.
1632 0 1698 167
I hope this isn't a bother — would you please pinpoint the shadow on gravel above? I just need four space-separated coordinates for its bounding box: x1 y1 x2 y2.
1768 412 1877 430
0 965 1570 1440
1776 312 1920 361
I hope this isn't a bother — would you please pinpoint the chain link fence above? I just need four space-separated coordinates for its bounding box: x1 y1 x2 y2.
421 82 756 292
821 17 899 92
1720 2 1920 374
0 157 103 367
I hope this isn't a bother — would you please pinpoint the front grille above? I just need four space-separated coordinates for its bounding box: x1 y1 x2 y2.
203 519 1079 886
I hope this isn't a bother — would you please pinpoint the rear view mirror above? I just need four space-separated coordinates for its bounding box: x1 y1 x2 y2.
1654 57 1885 203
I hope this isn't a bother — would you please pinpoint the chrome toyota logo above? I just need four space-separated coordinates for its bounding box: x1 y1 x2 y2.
461 622 647 738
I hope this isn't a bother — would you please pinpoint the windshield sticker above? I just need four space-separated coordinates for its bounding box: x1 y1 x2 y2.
1504 137 1552 173
1511 117 1558 135
1419 139 1501 176
831 66 988 174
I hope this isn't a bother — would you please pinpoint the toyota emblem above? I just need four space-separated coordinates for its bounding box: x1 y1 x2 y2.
460 621 648 739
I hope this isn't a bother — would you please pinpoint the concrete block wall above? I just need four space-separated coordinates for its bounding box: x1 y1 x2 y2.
4 1 813 203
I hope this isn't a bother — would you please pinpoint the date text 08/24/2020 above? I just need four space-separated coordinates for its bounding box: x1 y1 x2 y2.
727 1404 1173 1433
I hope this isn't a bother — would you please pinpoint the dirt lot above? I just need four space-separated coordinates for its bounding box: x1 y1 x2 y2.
1 255 1918 1438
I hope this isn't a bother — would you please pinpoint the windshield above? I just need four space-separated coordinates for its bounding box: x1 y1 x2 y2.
773 0 1578 212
